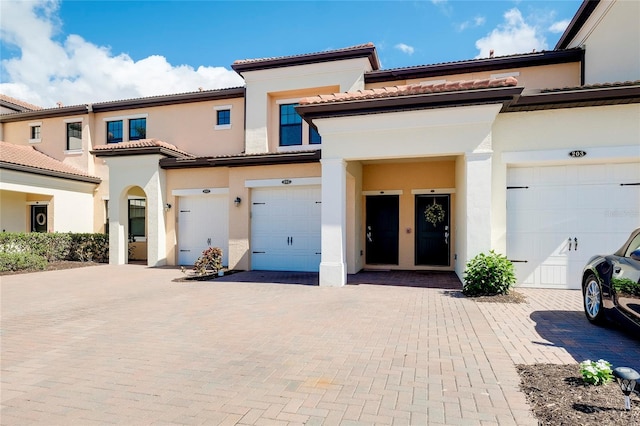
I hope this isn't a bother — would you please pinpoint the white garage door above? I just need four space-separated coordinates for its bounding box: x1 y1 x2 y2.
251 186 321 272
507 162 640 289
178 195 229 266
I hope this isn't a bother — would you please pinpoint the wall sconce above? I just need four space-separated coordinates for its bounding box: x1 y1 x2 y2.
613 366 640 410
164 203 172 212
234 197 242 207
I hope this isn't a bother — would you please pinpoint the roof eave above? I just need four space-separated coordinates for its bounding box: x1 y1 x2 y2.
297 86 524 122
159 150 321 169
365 49 584 84
91 146 191 159
506 85 640 111
555 0 600 50
1 105 89 123
232 45 380 74
0 161 101 184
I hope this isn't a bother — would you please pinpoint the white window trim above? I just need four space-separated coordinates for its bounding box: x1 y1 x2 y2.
29 121 42 143
214 105 232 130
64 118 84 154
412 188 456 195
104 113 148 143
276 98 319 148
490 71 520 79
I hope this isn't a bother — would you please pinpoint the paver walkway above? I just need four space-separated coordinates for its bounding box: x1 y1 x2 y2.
1 265 638 425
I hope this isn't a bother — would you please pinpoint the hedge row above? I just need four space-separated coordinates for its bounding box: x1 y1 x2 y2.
0 233 109 271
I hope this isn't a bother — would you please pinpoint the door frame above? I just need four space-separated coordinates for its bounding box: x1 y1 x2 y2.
30 203 48 233
365 194 400 265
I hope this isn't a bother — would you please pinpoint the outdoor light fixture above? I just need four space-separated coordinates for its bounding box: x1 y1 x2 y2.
234 197 241 207
613 366 640 410
164 203 172 211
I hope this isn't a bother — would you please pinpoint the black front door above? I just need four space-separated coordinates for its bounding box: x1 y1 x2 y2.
31 205 48 233
415 195 450 266
366 195 399 265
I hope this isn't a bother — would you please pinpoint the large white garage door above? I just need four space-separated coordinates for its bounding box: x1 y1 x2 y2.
507 162 640 289
178 195 229 266
251 186 321 272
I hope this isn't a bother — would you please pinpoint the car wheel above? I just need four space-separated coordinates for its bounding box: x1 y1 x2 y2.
583 274 605 324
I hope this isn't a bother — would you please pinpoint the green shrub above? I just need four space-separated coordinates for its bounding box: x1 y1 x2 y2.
0 232 109 269
580 359 613 385
463 250 515 296
0 252 47 272
193 247 223 275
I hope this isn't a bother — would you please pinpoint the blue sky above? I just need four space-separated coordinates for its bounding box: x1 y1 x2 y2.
1 0 583 107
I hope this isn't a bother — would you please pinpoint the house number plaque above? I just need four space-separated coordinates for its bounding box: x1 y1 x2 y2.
282 179 292 185
569 150 587 158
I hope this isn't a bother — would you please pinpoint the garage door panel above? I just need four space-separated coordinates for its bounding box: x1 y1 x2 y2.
251 186 321 272
178 195 228 267
507 162 640 289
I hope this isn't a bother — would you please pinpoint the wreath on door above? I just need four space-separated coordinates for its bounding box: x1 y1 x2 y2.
424 201 445 227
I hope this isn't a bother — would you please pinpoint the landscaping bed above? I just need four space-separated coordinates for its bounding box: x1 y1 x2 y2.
518 363 639 425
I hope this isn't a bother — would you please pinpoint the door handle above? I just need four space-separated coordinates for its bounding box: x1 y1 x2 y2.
568 238 572 251
574 237 578 251
207 237 211 246
366 226 373 243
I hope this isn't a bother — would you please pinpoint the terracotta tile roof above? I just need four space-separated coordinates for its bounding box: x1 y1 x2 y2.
540 80 640 93
0 141 100 183
299 76 519 105
0 94 42 112
92 138 193 157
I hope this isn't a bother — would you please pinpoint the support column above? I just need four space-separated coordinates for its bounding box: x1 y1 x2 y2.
464 151 493 258
319 158 347 287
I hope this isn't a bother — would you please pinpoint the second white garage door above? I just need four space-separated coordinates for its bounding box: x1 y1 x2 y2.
251 186 321 272
178 195 229 267
507 162 640 289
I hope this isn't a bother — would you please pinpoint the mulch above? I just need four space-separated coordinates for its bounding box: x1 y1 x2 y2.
518 364 639 425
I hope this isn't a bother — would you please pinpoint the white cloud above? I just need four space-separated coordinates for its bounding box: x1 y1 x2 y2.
549 19 570 34
0 0 244 108
457 15 486 32
394 43 415 55
475 8 547 58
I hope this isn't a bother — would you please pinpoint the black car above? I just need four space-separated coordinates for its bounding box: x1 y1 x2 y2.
582 228 640 336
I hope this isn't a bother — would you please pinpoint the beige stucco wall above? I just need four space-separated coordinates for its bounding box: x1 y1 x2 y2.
365 62 581 91
491 103 640 255
163 162 320 268
566 0 640 84
0 190 28 232
93 98 245 157
361 161 456 270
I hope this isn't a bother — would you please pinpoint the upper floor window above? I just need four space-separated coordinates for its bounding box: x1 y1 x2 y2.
105 114 148 143
217 109 230 126
129 118 146 140
279 103 302 146
29 124 41 142
214 105 232 130
66 122 82 150
107 120 123 143
309 126 322 145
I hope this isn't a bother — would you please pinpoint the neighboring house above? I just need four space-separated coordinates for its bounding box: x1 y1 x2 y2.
0 0 638 289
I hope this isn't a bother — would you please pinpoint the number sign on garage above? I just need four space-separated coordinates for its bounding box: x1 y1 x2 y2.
251 185 321 272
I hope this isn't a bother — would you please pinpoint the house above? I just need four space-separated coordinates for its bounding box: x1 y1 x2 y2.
1 0 638 289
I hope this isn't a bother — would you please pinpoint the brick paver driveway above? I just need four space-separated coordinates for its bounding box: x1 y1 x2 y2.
2 265 638 425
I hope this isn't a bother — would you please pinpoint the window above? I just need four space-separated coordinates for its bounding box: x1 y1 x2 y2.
107 120 123 143
129 118 146 140
128 199 145 240
29 124 42 142
309 126 322 144
279 103 302 146
217 109 230 126
66 122 82 150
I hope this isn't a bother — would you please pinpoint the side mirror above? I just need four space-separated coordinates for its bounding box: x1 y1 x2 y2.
630 249 640 261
